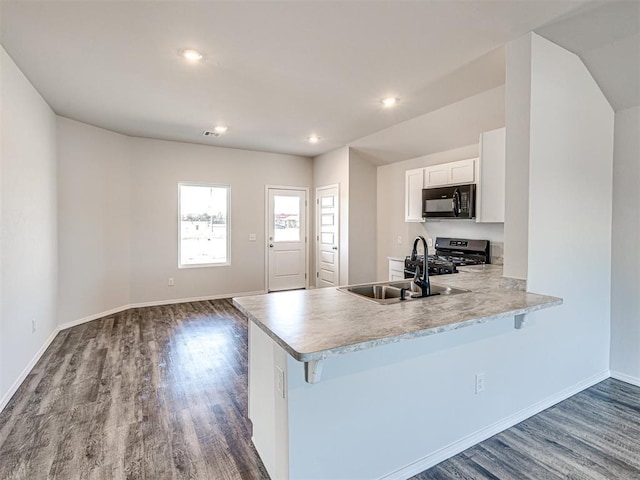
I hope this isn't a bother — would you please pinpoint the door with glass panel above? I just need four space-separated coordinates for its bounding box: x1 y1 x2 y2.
267 188 307 291
316 185 339 287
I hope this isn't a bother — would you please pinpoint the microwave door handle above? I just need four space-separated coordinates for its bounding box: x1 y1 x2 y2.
452 188 461 217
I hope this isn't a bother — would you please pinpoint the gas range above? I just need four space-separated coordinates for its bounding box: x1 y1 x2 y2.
404 237 491 277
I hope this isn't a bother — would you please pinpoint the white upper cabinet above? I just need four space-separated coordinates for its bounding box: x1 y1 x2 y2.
423 164 448 187
424 158 476 187
405 168 425 222
476 127 506 223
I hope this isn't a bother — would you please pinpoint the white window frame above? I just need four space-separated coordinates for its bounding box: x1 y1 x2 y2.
178 182 231 268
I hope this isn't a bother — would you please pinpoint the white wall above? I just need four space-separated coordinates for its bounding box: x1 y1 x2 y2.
56 122 312 320
129 137 312 303
347 149 377 284
503 35 532 280
313 147 350 285
0 46 58 405
517 32 614 383
610 106 640 382
376 144 504 280
57 118 131 325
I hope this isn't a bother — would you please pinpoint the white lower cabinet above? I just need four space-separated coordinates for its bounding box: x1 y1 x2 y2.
388 258 405 281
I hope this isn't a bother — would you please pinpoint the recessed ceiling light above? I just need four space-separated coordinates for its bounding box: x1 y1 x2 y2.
180 48 203 62
214 125 228 134
381 96 399 108
308 135 320 144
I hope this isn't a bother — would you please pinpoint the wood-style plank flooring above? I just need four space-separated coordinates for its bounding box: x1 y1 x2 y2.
0 299 639 479
0 300 269 480
412 378 640 480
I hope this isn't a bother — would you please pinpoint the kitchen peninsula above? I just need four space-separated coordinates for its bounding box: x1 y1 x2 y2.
233 265 562 479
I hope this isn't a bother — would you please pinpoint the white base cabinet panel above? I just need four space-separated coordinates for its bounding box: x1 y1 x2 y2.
389 258 405 281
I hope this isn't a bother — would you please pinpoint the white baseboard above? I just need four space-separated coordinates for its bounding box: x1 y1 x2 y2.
0 328 60 412
129 290 267 309
610 370 640 387
1 290 267 413
380 370 611 480
58 290 267 331
57 304 133 331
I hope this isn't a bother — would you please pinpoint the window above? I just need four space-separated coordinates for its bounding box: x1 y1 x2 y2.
179 183 230 267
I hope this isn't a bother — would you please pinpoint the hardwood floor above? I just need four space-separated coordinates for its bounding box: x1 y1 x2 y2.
1 299 639 480
412 378 640 480
0 300 269 480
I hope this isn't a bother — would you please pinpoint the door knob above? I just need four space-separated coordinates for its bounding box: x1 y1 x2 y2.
332 246 338 250
270 244 274 248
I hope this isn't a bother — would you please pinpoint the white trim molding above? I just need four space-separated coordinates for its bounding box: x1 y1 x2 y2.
0 289 266 413
379 370 611 480
610 370 640 388
0 328 60 412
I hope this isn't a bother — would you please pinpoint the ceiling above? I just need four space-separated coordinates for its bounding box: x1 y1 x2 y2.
1 1 637 162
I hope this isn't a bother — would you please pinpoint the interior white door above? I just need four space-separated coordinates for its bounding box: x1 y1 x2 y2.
268 188 307 292
316 185 339 288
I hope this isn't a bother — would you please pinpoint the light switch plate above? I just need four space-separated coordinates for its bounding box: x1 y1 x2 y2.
248 233 257 241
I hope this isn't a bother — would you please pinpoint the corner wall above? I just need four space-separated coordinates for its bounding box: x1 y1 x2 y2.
0 46 58 406
508 32 614 388
347 149 376 284
57 118 131 326
610 106 640 383
129 137 312 304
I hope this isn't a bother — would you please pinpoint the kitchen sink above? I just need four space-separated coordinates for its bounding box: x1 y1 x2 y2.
338 281 469 305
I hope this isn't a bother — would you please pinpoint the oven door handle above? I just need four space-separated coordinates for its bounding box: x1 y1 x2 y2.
452 188 461 217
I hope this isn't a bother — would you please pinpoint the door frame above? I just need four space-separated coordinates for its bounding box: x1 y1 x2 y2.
264 185 310 292
315 184 340 288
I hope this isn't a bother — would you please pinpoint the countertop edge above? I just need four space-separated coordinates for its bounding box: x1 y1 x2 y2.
233 295 563 363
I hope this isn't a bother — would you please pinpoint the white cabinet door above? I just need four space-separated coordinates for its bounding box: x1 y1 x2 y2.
448 158 475 184
388 259 405 281
424 158 476 188
424 164 449 187
405 168 425 222
476 127 505 223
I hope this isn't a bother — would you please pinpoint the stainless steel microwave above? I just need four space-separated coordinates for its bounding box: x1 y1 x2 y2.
422 184 476 219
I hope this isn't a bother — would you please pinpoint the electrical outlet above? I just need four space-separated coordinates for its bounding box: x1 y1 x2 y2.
31 319 36 334
275 366 285 398
427 238 433 247
248 233 257 241
168 277 175 287
475 372 485 394
396 235 402 245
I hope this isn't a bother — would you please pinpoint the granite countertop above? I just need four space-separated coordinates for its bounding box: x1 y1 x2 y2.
233 265 562 363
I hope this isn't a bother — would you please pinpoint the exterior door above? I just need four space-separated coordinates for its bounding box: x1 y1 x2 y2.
267 188 307 292
316 185 339 287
